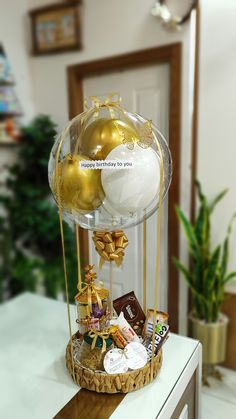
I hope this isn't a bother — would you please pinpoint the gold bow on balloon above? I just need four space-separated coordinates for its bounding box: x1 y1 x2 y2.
93 231 129 269
88 328 110 353
82 92 123 122
75 265 104 314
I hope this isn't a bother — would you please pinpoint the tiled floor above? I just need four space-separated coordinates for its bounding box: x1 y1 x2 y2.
202 367 236 419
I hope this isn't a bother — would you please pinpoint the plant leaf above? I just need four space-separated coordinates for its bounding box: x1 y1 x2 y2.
176 206 199 260
204 245 221 296
173 257 193 285
209 189 228 213
195 179 206 204
195 203 207 248
221 213 236 279
223 271 236 284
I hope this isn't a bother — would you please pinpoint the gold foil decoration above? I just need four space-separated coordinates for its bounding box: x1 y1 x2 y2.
87 329 110 353
120 120 153 150
75 265 108 315
93 231 129 269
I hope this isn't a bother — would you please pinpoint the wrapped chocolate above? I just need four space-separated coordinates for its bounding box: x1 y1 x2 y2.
113 291 145 335
109 325 128 349
143 309 169 337
117 312 139 343
143 322 169 360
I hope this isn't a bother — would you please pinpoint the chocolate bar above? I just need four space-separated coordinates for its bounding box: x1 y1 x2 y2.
113 291 146 335
143 322 169 360
143 309 169 337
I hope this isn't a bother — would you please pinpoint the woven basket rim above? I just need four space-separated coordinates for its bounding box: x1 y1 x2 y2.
69 334 162 377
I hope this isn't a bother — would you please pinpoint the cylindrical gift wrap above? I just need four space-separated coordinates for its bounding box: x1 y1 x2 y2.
75 283 109 317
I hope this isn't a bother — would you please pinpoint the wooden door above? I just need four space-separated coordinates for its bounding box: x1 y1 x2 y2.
83 63 169 311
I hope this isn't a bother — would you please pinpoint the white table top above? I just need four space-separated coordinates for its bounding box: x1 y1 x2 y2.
0 293 200 419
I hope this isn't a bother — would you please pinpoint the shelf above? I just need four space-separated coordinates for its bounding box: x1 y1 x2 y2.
0 140 20 146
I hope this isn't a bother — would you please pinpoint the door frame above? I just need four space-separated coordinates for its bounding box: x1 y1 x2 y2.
67 43 181 332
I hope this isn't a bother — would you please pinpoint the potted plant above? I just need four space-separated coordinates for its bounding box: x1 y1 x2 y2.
174 180 236 381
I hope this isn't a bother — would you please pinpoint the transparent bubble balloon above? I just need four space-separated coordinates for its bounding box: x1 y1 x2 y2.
48 100 172 231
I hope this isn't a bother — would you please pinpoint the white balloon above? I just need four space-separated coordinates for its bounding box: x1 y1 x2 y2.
101 145 160 215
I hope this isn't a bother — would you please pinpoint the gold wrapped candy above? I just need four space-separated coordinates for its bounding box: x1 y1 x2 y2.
93 231 129 268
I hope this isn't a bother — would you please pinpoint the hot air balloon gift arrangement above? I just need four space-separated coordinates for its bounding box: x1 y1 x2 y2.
48 93 172 393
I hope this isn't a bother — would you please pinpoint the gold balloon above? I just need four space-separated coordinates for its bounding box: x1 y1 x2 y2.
80 118 140 160
53 154 104 212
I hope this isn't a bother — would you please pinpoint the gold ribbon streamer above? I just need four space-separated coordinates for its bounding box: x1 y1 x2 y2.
109 261 113 317
55 133 75 382
143 215 147 314
75 264 104 315
150 128 164 381
88 329 110 353
93 230 128 269
75 224 82 292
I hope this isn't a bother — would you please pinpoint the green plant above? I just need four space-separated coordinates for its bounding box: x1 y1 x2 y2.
173 180 236 323
0 115 78 302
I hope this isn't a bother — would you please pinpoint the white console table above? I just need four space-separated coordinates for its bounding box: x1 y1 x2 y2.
0 293 201 419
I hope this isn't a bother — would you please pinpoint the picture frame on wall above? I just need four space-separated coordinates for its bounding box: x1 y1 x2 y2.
29 1 81 55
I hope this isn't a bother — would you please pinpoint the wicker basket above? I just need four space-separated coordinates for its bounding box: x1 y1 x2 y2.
66 335 163 393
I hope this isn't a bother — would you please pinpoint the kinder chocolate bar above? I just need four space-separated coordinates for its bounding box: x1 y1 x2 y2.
143 322 169 360
109 325 128 349
117 312 139 343
143 309 169 337
113 291 146 335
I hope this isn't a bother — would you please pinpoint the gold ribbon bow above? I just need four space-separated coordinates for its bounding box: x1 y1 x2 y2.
75 265 104 315
88 329 110 353
81 92 123 123
93 231 129 269
84 92 122 111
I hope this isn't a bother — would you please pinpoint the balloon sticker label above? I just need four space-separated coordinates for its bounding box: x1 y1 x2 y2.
79 160 135 170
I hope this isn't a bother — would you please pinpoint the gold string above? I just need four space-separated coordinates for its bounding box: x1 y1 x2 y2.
150 131 164 381
143 215 147 314
75 224 82 291
109 261 113 318
55 135 75 382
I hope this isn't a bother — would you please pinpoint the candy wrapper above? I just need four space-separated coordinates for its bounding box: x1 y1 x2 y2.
143 309 169 337
143 322 169 360
113 291 146 335
117 312 139 343
109 325 128 349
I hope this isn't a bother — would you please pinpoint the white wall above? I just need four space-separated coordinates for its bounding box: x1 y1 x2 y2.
0 0 35 123
28 0 194 333
0 0 35 195
198 0 236 276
